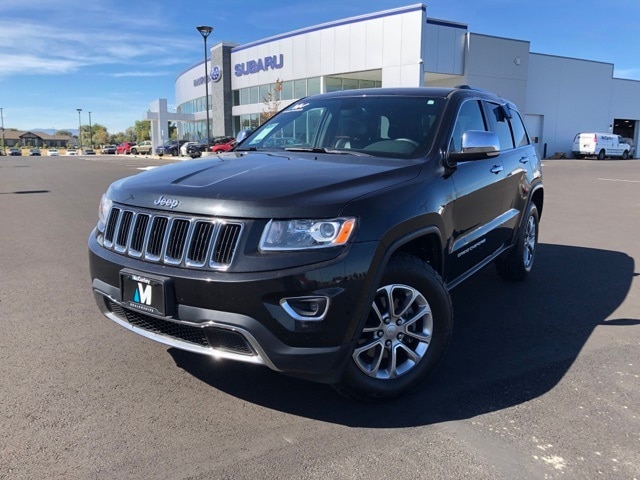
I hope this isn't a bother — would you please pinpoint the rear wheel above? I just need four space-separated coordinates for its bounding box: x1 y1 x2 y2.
333 253 452 402
131 148 137 155
598 149 606 160
496 203 539 281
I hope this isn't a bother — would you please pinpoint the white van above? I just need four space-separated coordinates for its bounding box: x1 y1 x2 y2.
572 133 632 159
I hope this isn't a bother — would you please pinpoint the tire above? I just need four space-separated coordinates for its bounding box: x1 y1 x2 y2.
622 150 629 160
495 203 539 281
131 148 137 155
597 149 606 160
333 253 453 402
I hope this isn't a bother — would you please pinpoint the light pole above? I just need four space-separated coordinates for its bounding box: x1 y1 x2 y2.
88 111 92 149
196 25 213 149
0 108 5 155
76 108 82 149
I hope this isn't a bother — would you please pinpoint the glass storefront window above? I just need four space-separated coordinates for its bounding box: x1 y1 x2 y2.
342 78 359 90
307 77 321 96
250 86 259 104
240 88 249 105
281 81 293 100
260 84 270 103
326 77 342 92
294 79 306 99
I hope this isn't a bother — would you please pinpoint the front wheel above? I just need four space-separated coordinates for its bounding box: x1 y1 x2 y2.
622 150 629 160
495 203 539 281
333 253 453 402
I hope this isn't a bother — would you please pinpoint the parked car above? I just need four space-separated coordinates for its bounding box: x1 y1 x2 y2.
156 140 186 156
66 149 78 156
8 147 22 156
211 136 235 146
211 139 236 153
180 141 200 156
47 149 59 156
131 141 153 155
116 142 135 155
29 148 41 156
82 148 96 155
89 86 544 401
101 145 116 155
186 143 208 158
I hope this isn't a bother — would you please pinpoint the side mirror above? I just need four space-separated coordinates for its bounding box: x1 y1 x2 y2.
236 129 253 144
449 130 500 162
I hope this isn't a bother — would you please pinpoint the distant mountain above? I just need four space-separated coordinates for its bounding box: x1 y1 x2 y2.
31 128 78 136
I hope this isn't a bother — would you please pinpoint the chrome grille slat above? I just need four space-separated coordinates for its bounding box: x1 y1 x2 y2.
164 218 190 264
102 205 242 270
114 210 134 252
128 214 149 257
213 223 242 266
187 221 216 267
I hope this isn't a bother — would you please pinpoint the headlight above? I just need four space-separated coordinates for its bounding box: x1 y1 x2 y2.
97 193 112 232
260 217 356 251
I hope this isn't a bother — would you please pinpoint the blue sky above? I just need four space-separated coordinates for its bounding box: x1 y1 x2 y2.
1 0 638 134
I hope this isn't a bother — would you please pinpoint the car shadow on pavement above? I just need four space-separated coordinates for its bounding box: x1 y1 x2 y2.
169 243 636 427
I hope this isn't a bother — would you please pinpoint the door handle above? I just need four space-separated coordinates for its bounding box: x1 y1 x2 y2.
490 165 504 174
519 156 529 164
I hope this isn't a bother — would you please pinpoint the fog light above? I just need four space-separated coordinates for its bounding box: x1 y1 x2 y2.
280 296 329 321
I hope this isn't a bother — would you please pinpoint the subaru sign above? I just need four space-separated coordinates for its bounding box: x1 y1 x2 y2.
193 65 222 87
235 54 284 77
211 65 221 83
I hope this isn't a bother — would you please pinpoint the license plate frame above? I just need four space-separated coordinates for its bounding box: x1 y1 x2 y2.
120 270 170 317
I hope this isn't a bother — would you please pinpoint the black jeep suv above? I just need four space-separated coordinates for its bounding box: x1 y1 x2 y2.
89 87 543 401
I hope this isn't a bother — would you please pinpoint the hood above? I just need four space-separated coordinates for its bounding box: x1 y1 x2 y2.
108 151 422 218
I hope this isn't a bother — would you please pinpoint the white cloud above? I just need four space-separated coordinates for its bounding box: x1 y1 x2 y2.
0 18 193 77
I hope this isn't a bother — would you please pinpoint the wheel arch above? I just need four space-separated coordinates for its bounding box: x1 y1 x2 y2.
346 224 446 345
531 185 544 220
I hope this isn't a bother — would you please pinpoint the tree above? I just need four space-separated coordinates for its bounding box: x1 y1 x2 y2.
55 130 72 137
261 79 283 124
134 120 151 142
89 123 109 147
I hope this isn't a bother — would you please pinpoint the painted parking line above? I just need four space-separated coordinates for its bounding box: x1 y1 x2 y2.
598 178 640 184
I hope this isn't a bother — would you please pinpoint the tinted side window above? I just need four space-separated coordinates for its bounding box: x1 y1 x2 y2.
450 100 487 153
488 102 514 150
509 109 530 147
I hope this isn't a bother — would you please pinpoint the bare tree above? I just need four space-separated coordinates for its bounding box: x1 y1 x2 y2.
261 79 283 123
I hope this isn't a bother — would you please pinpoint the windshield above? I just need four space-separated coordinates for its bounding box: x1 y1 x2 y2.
237 95 444 159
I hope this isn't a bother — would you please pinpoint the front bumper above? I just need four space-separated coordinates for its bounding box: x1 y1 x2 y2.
89 233 378 383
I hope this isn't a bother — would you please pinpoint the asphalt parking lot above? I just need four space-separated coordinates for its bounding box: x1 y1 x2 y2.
0 155 638 479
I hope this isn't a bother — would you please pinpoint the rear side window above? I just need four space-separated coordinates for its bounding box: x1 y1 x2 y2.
488 102 514 150
509 109 530 147
450 100 487 153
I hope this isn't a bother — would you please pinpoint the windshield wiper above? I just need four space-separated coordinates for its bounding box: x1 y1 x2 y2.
284 147 371 156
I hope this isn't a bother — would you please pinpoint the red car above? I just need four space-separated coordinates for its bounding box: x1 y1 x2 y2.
210 139 236 153
116 142 135 155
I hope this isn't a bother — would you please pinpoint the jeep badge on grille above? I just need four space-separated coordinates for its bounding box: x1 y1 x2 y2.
154 195 180 209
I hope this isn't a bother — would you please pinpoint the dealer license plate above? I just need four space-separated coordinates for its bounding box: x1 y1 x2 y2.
121 271 167 316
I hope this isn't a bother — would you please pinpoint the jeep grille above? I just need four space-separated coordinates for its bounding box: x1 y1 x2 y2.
103 205 242 270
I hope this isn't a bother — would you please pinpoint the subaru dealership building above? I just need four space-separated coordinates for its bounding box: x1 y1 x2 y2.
146 3 640 157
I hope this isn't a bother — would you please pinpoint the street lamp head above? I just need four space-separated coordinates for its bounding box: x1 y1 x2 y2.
77 108 82 113
196 25 213 38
